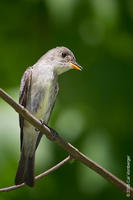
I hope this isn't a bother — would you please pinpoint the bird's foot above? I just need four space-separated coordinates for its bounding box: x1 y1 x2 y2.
35 120 58 141
41 122 59 141
35 120 44 132
46 126 59 141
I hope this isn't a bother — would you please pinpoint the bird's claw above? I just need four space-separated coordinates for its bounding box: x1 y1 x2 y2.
35 119 44 132
46 127 59 141
35 120 58 141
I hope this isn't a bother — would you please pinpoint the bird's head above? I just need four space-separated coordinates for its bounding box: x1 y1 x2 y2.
41 46 82 75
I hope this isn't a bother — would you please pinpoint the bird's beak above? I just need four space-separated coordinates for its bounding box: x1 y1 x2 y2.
70 62 83 71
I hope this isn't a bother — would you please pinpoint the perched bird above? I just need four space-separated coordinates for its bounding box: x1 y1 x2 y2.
15 46 82 187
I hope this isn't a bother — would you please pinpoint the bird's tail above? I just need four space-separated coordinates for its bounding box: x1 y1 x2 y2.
15 148 35 187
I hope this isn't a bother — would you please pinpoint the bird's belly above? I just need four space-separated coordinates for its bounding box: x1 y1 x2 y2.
28 78 58 124
34 86 54 122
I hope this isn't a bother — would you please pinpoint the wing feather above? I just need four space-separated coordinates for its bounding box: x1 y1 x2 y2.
19 67 32 150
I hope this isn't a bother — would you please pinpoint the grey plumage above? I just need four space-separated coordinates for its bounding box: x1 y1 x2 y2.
15 46 82 187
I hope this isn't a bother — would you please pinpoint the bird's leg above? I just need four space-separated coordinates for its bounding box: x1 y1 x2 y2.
35 119 58 141
35 119 44 132
47 126 59 141
40 121 59 141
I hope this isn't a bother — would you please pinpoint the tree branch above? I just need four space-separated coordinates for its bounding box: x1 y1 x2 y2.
0 155 71 192
0 88 133 197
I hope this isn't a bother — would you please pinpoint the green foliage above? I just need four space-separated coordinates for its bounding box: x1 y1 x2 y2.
0 0 133 199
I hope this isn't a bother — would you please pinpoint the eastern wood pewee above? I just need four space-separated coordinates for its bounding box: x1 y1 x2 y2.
15 46 82 187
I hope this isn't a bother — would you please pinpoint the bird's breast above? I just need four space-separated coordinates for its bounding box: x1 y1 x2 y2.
26 72 58 124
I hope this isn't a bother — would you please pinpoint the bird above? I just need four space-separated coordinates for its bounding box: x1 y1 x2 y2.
15 46 82 187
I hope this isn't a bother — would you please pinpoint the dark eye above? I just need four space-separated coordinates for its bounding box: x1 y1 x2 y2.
62 53 67 58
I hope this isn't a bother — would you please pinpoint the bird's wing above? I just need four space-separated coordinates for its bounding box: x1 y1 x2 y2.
19 67 32 150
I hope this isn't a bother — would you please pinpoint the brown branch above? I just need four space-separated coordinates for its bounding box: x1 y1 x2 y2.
0 155 71 192
0 88 133 197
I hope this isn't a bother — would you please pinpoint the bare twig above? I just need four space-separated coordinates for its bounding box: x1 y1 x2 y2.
0 88 133 197
0 155 71 192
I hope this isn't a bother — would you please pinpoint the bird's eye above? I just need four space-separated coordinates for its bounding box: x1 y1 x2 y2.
62 53 67 58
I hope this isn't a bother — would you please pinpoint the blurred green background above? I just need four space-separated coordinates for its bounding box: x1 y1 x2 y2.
0 0 133 199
